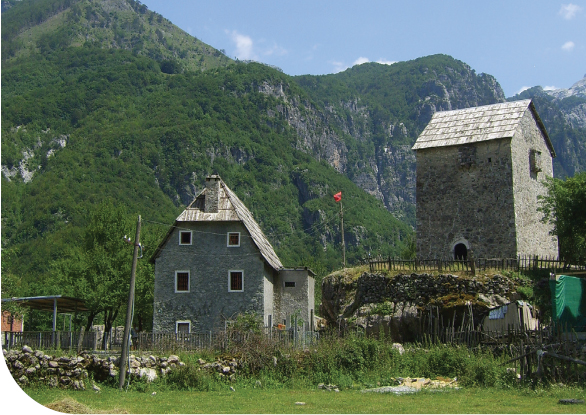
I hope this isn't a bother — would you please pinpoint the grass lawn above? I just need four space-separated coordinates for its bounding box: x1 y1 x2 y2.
24 386 586 414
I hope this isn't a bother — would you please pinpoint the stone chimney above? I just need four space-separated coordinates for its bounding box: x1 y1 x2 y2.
204 175 221 213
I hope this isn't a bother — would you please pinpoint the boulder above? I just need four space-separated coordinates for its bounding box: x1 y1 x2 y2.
139 368 158 382
392 343 405 355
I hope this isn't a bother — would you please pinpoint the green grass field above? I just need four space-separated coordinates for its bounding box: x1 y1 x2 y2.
24 386 586 414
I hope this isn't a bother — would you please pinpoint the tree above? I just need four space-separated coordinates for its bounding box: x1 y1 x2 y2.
538 172 586 264
52 201 136 347
1 248 27 326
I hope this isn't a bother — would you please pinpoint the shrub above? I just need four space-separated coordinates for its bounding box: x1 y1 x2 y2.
163 365 216 391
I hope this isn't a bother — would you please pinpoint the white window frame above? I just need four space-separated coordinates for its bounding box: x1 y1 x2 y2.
228 270 244 292
175 270 190 293
227 232 241 247
175 320 191 334
179 230 192 246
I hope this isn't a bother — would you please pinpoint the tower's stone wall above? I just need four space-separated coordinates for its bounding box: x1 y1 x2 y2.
510 111 558 257
415 138 518 258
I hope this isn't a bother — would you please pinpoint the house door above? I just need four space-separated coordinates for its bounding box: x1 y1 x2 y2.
454 243 468 260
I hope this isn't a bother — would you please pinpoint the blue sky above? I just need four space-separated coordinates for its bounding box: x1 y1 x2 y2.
141 1 585 97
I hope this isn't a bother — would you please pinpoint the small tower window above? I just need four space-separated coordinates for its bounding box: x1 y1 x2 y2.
530 150 542 173
458 146 476 168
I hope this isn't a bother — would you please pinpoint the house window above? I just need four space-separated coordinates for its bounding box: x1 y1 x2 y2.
179 231 192 245
284 281 296 288
228 270 244 292
227 232 240 247
176 321 191 339
175 271 190 293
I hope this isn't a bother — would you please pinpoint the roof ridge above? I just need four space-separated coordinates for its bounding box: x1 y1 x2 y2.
412 99 553 155
221 181 284 270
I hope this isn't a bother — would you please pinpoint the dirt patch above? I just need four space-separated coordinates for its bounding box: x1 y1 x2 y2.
45 397 128 414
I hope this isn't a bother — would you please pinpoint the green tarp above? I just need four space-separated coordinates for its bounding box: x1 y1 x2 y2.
550 275 586 331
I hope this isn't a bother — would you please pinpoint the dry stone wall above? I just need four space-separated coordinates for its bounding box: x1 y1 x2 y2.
3 346 185 389
321 271 527 342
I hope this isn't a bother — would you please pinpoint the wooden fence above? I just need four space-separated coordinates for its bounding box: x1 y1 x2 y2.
369 255 586 274
2 330 99 351
2 327 319 353
415 303 585 384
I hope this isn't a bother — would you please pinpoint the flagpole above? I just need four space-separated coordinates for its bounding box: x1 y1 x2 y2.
340 201 345 268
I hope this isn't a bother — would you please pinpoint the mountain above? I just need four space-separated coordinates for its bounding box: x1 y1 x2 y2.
2 0 584 306
1 0 414 295
508 75 586 178
292 57 506 225
1 0 232 72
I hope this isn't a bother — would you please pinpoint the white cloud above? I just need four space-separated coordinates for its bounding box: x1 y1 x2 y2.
562 41 575 51
226 30 287 61
264 42 287 57
352 57 370 66
543 85 558 91
559 4 583 19
331 60 348 73
227 30 256 60
376 59 397 65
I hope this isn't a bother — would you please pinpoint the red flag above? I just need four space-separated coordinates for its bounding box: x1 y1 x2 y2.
333 191 342 202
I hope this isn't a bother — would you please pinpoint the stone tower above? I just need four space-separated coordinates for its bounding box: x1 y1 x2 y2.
412 100 558 260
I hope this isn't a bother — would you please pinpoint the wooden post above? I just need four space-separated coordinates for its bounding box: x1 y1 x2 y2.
340 201 345 268
119 215 141 390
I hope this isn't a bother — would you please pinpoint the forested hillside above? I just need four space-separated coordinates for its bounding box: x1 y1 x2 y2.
2 0 584 331
1 0 413 316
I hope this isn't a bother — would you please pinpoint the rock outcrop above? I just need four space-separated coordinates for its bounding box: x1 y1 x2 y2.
321 271 526 342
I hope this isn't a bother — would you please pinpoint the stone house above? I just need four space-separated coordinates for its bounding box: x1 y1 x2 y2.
151 175 315 334
412 100 558 260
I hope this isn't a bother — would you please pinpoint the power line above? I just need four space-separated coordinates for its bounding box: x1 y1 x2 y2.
142 212 340 241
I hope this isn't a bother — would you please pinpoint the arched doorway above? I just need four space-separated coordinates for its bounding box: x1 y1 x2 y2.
454 243 468 260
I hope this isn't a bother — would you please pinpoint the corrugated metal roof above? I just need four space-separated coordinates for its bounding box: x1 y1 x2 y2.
412 100 555 156
152 179 283 271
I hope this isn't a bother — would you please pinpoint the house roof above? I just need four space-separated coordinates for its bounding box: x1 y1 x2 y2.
151 179 284 271
1 295 89 313
412 100 556 157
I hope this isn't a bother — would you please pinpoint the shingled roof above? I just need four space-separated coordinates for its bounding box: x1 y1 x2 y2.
152 178 283 271
412 99 555 156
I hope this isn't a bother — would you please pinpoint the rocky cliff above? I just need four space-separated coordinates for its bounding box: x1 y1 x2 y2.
509 75 586 178
275 56 506 225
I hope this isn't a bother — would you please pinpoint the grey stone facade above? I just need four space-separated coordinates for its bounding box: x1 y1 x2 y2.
152 176 315 333
273 269 315 327
153 221 270 332
413 100 558 259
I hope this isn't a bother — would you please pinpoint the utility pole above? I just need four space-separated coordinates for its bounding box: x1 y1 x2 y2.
340 201 345 268
119 215 141 390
